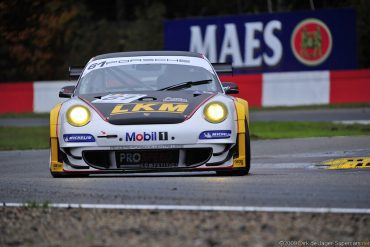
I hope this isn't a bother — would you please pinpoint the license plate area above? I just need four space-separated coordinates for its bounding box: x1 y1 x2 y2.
115 150 179 169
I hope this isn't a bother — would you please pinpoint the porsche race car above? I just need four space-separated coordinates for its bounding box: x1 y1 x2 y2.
49 51 250 177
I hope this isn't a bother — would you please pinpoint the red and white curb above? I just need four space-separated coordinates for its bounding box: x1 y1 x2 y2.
1 68 370 113
2 203 370 214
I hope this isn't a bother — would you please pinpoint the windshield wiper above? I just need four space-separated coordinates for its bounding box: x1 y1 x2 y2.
158 79 212 91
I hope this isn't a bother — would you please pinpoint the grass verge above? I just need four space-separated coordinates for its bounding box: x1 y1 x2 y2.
0 113 50 118
0 122 369 150
250 121 370 139
0 126 49 150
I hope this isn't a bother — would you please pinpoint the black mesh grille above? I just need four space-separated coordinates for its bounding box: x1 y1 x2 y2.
83 151 111 169
184 148 212 166
82 148 213 170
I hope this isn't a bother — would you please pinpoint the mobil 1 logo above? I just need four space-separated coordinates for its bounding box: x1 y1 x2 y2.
125 131 169 142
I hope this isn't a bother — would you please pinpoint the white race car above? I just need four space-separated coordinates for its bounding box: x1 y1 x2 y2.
49 51 250 177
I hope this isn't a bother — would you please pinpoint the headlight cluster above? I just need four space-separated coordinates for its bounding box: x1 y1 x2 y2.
66 105 91 127
203 102 228 123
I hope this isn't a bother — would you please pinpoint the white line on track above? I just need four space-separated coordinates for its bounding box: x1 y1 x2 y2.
2 203 370 214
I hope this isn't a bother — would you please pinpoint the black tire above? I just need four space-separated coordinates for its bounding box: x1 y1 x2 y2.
50 170 90 178
217 118 251 176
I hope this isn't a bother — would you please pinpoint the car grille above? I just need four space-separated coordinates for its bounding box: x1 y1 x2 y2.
82 148 212 170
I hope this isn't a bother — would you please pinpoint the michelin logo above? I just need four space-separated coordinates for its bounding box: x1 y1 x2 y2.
199 130 231 139
63 134 95 142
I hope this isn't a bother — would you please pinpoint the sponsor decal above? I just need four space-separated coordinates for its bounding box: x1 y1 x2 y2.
125 132 168 142
116 150 178 168
199 130 232 139
111 144 183 150
63 134 95 142
92 94 147 103
233 158 245 168
165 9 356 72
291 18 332 66
163 97 188 103
51 162 64 172
111 103 188 115
188 20 283 68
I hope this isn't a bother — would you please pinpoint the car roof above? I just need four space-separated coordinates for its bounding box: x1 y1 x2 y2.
93 51 203 61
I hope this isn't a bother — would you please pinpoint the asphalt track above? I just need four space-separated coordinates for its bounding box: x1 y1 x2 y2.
1 107 370 126
1 136 370 208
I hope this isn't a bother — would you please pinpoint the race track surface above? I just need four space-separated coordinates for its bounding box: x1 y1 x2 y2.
1 136 370 208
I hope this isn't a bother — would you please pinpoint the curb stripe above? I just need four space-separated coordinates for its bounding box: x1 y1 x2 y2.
2 203 370 214
1 69 370 113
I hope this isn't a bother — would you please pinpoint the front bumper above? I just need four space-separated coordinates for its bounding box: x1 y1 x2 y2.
59 142 236 173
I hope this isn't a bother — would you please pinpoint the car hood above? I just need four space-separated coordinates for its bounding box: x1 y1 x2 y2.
79 91 216 125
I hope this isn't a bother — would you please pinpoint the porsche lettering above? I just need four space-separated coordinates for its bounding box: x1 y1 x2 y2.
111 103 188 115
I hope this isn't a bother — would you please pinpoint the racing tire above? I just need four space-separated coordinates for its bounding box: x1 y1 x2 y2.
50 171 90 178
217 118 251 176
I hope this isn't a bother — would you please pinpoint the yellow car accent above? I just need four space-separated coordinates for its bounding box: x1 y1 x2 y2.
232 97 249 168
50 139 63 172
203 101 228 123
111 103 188 115
234 97 249 127
66 105 91 127
320 157 370 169
232 158 245 168
50 103 63 172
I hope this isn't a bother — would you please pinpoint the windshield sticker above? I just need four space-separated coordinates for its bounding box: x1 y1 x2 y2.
82 56 214 77
163 97 188 103
92 94 147 103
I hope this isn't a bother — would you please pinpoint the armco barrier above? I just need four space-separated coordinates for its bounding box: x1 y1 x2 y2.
0 69 369 113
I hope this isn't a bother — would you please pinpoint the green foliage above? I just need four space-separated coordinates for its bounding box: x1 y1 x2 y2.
24 201 50 208
124 2 165 51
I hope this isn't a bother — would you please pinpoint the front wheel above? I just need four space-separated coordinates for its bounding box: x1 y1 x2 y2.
217 118 251 176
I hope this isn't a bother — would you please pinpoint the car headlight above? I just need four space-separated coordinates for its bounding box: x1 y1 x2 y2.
66 105 91 127
203 101 228 123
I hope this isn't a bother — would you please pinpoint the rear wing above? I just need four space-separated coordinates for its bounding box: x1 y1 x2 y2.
212 63 233 75
69 66 84 80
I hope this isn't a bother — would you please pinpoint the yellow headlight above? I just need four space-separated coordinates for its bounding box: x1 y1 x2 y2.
66 105 91 127
203 102 228 123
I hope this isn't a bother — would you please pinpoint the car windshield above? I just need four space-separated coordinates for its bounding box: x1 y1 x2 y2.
75 62 222 95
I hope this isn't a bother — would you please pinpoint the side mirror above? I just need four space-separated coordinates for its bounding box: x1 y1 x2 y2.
222 82 239 94
59 86 75 98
